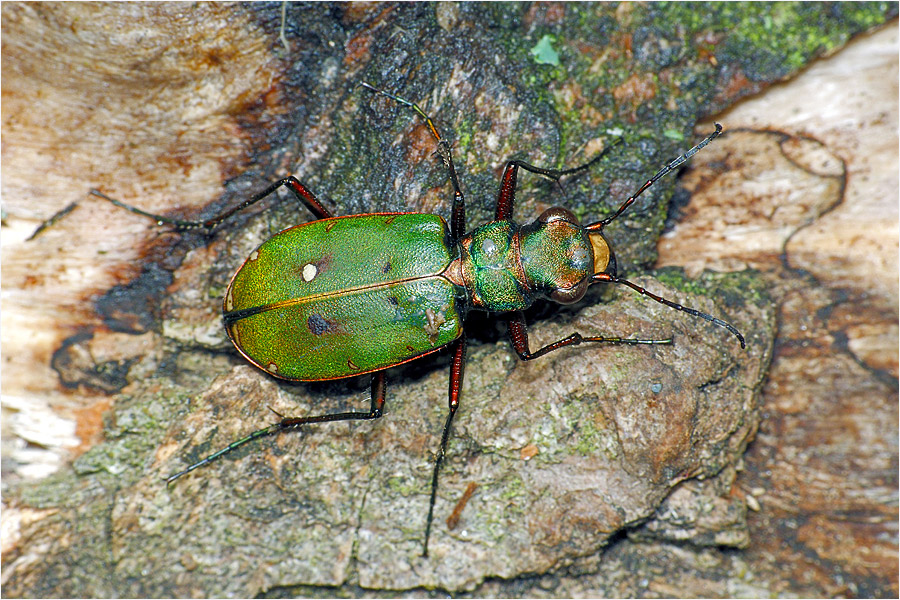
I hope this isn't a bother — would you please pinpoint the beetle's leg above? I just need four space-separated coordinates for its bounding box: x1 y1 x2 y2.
422 335 467 557
86 176 332 233
496 125 722 225
27 201 80 240
440 140 466 242
494 138 623 222
359 82 466 240
166 372 386 484
506 311 672 361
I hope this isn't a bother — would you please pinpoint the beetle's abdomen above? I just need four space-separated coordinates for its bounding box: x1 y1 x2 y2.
224 213 463 381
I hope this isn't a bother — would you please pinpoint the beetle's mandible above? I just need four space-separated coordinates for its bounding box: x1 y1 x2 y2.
75 83 744 557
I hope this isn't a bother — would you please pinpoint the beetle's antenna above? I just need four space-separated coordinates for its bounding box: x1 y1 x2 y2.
278 0 290 52
358 82 443 145
593 272 745 348
585 124 722 232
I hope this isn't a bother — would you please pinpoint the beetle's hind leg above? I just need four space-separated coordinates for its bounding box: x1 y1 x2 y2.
505 311 672 361
166 372 386 484
84 176 332 234
359 82 467 240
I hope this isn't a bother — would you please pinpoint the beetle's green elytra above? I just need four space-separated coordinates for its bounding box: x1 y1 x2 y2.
225 212 463 380
70 82 744 558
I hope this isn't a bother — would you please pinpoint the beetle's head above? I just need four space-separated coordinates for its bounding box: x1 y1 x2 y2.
522 207 617 305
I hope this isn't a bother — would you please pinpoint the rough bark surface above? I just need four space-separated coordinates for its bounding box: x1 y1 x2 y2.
2 3 895 597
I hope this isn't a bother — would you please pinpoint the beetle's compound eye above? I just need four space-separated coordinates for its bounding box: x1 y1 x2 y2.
549 277 591 305
538 206 579 225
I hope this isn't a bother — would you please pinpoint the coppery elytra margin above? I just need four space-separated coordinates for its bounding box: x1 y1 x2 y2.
68 82 745 557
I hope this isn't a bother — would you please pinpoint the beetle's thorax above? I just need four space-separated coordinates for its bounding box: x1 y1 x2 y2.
446 220 527 311
446 207 611 311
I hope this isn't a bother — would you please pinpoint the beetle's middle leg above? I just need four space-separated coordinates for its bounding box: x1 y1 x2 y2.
506 311 672 361
166 371 386 484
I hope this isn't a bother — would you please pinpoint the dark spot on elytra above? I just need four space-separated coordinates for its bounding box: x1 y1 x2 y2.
388 296 399 306
325 221 337 232
308 314 330 335
383 261 392 274
384 216 397 225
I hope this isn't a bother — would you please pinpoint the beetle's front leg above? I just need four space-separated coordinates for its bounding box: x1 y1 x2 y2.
506 311 671 361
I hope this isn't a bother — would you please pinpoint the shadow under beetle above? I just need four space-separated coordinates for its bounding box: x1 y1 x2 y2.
84 83 745 557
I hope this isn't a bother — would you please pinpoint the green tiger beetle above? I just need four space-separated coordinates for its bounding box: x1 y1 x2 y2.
81 82 744 557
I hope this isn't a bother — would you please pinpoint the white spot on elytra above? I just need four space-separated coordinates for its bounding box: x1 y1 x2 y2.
267 363 278 373
423 307 446 337
302 263 317 282
249 249 260 261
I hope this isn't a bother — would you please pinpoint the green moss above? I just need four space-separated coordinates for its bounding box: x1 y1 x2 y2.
499 472 525 500
652 267 770 311
653 267 712 297
386 475 420 497
572 414 619 459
